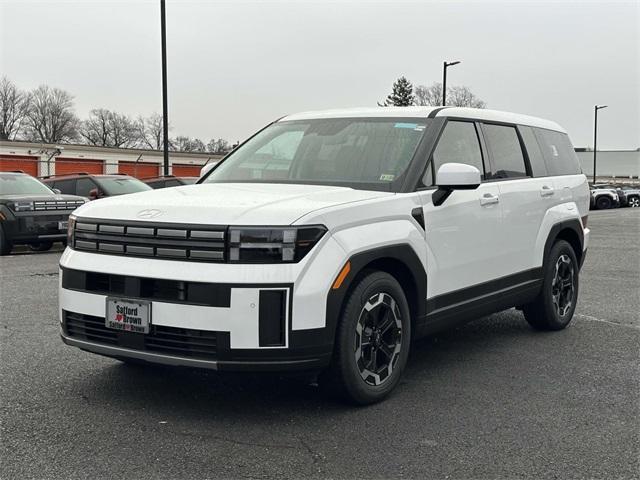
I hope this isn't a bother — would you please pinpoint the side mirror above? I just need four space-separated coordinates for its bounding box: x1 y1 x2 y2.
199 163 217 178
433 163 481 206
88 188 100 200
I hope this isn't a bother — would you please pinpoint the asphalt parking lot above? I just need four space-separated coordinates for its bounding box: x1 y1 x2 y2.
1 208 638 480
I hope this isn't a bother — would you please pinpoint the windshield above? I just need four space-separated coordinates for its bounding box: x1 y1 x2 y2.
202 117 429 191
0 173 55 195
96 177 152 195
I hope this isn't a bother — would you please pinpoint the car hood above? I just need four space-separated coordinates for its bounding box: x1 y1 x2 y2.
0 193 86 203
72 183 392 225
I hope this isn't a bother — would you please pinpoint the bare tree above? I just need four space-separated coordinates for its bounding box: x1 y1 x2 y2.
23 85 79 143
414 83 443 107
170 135 206 152
135 113 166 150
207 138 230 154
81 108 137 148
414 82 486 108
0 77 31 140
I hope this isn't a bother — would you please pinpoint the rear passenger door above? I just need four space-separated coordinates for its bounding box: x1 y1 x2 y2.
421 120 504 298
481 122 552 273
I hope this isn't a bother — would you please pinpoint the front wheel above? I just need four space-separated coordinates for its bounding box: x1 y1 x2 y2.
321 271 411 405
0 226 12 256
29 241 53 252
628 195 640 208
596 196 612 209
523 240 579 331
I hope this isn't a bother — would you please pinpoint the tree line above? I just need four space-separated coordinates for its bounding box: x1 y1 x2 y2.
0 77 231 154
379 76 486 108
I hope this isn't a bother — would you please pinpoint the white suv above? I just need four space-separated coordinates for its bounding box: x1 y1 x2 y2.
60 107 590 404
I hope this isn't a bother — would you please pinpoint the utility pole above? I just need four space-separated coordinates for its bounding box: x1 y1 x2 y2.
593 105 608 184
442 60 460 106
160 0 169 175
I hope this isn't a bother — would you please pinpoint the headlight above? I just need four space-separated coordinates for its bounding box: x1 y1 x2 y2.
10 201 34 212
67 215 76 246
228 226 327 263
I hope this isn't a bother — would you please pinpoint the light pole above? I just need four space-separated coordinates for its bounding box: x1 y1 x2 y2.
160 0 169 175
592 104 608 184
442 60 460 106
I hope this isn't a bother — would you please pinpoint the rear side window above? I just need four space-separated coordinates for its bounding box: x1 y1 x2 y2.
533 128 582 176
519 126 548 177
428 121 484 185
482 124 528 179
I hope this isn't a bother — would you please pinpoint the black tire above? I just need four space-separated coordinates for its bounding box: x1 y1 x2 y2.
628 195 640 208
321 271 411 405
28 241 53 252
596 195 612 209
523 240 579 331
0 226 12 256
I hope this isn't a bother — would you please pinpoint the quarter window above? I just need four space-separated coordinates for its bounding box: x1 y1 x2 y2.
428 121 484 185
533 128 582 176
483 124 528 179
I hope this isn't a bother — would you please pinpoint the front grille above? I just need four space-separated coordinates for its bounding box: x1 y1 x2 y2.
63 311 221 361
34 200 85 211
72 218 226 262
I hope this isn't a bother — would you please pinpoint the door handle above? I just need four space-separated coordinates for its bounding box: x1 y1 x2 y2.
480 193 499 206
540 185 555 197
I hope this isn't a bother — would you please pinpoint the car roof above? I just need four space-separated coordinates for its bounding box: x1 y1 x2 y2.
280 106 566 133
41 174 132 181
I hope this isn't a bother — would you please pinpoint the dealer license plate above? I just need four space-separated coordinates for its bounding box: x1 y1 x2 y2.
105 298 151 334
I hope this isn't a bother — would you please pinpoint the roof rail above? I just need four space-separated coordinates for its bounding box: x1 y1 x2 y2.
9 170 26 174
39 172 90 179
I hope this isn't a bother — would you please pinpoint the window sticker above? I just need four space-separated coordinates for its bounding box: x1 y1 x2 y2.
551 145 559 157
414 125 426 131
394 122 418 129
379 174 395 181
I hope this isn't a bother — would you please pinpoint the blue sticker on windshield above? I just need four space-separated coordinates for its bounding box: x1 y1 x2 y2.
394 122 418 129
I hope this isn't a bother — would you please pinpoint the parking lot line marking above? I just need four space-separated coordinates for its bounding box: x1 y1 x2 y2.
575 313 640 330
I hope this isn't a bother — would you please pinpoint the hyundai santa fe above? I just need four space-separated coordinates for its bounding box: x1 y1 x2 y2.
59 106 590 404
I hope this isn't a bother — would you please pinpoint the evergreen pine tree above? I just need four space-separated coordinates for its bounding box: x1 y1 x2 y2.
379 76 415 106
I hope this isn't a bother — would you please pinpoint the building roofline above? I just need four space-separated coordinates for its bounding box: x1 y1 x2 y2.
0 139 223 159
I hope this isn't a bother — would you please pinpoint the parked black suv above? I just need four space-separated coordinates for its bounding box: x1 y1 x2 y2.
0 172 86 255
41 173 151 200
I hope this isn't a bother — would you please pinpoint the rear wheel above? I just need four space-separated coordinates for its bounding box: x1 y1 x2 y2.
321 271 411 405
523 240 579 331
29 241 53 252
596 196 612 209
0 226 12 256
628 195 640 208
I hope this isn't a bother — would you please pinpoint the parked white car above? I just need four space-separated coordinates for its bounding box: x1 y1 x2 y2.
59 106 590 404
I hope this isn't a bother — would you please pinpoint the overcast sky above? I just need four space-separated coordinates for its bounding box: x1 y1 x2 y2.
1 0 638 149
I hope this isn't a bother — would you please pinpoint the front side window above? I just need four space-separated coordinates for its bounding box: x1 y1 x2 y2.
483 124 528 179
428 121 484 185
0 174 54 195
76 178 96 197
203 118 429 192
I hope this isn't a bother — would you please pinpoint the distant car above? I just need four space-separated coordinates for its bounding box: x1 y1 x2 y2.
621 187 640 208
142 175 198 189
41 173 152 200
590 187 619 209
0 172 86 255
592 184 626 207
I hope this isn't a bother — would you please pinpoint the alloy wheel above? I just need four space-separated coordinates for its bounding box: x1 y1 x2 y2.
551 254 575 317
629 197 640 208
354 292 403 386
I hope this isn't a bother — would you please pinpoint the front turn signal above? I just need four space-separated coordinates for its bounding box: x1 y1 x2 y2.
332 261 351 290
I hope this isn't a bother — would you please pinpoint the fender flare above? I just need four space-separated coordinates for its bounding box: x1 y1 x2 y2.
542 219 584 267
324 243 427 342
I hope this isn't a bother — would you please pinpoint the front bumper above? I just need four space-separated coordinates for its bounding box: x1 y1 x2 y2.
58 234 348 372
1 210 70 244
